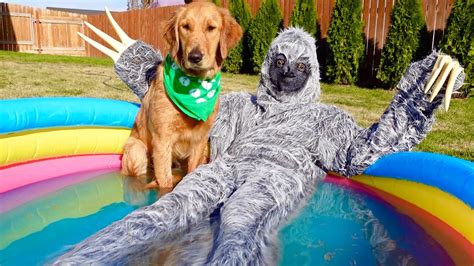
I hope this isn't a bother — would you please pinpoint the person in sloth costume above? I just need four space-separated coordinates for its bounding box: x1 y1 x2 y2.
57 17 464 264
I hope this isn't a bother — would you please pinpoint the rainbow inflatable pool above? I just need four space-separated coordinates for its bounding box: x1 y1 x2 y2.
0 97 472 264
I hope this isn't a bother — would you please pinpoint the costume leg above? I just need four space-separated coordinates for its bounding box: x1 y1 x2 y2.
209 164 321 265
155 216 218 265
55 159 235 264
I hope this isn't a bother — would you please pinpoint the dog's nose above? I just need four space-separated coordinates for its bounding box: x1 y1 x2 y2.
188 49 203 64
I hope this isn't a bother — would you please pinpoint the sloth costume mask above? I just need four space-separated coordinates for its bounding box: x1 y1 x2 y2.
56 28 463 265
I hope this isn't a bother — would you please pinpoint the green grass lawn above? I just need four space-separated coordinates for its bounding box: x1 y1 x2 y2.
1 50 472 160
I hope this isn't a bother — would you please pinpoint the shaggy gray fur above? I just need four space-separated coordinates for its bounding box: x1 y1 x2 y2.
114 40 163 100
56 28 463 265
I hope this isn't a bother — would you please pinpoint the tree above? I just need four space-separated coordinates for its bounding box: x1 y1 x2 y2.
247 0 283 73
128 0 191 9
326 0 364 85
289 0 317 37
376 0 424 88
128 0 154 9
223 0 253 73
439 0 473 96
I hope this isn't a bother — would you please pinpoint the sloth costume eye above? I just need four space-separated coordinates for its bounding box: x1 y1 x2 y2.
297 63 306 72
276 59 285 68
274 54 286 68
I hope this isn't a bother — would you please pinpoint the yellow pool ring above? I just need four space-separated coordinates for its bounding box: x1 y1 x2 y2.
0 127 131 167
353 175 474 243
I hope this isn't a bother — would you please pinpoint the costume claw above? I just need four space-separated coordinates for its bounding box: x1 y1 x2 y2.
424 54 464 111
424 55 450 93
444 65 463 111
429 60 457 102
77 32 119 61
105 7 136 47
77 7 136 62
84 21 125 53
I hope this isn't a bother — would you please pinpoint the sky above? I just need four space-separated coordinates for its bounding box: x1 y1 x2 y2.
5 0 128 11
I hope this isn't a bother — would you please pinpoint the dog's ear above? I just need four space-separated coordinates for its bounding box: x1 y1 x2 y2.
217 8 243 65
164 7 184 61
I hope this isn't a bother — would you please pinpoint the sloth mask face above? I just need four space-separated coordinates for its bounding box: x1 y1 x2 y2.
269 53 311 93
257 27 321 107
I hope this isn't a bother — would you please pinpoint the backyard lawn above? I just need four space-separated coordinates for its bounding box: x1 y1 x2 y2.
0 50 472 160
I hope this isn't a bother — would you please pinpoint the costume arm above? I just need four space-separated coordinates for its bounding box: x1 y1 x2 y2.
114 41 163 100
77 9 162 100
210 92 252 160
322 52 464 177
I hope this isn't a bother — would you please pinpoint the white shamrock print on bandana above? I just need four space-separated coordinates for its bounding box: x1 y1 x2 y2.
207 90 216 98
196 98 207 104
188 89 201 98
171 63 179 70
201 80 212 90
179 76 191 87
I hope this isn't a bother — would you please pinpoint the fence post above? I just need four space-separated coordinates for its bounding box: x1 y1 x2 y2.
34 8 42 54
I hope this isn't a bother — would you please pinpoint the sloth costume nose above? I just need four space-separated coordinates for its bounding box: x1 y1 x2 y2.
283 66 295 77
188 48 203 64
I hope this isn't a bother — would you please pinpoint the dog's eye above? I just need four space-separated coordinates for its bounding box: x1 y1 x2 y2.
182 24 190 30
276 59 284 68
207 25 216 32
297 63 306 72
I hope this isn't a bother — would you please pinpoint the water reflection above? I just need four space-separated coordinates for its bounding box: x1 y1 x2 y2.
0 172 451 265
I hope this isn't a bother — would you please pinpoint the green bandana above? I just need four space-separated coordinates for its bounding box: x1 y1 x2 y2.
163 54 222 121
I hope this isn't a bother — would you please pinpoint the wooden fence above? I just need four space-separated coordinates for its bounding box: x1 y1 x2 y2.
0 3 87 55
1 1 456 73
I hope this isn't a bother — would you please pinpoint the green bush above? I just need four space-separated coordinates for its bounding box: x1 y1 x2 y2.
248 0 283 73
222 0 253 73
439 0 473 96
376 0 424 88
289 0 317 37
326 0 364 85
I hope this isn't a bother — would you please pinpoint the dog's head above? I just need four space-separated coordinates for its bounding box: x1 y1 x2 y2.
164 2 242 78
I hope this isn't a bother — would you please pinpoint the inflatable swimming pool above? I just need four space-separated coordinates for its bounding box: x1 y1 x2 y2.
0 97 472 264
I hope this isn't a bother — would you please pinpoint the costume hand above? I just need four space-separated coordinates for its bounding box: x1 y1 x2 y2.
424 54 464 111
78 7 136 62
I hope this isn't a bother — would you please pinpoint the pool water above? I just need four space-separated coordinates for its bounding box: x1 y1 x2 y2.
0 171 451 265
279 183 451 265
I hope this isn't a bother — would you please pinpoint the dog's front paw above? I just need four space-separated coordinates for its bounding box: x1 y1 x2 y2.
145 177 175 196
145 179 159 189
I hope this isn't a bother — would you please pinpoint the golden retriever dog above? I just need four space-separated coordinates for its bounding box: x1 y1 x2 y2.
121 2 242 193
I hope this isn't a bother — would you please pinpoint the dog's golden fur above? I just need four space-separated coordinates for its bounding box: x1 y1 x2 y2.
121 2 242 192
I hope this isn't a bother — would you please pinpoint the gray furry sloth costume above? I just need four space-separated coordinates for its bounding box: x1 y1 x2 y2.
56 28 463 264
